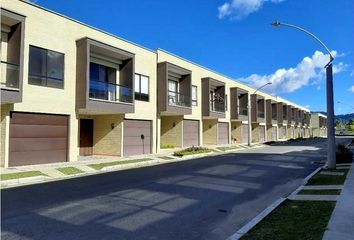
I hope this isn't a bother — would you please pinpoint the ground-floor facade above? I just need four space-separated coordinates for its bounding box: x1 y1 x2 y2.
1 105 315 168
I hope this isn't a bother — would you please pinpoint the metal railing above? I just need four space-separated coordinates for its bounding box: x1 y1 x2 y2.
257 111 265 118
89 80 133 103
0 61 20 89
238 106 248 116
210 100 225 112
168 90 191 107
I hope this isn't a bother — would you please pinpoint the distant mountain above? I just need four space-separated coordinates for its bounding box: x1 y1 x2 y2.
315 112 354 123
335 113 354 122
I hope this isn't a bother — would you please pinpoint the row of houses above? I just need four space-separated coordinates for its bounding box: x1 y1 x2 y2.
0 0 327 168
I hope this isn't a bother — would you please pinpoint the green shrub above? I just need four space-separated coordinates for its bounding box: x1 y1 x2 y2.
336 144 353 164
161 144 175 149
173 146 212 157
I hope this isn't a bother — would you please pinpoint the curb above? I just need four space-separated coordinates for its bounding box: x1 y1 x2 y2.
1 175 48 187
226 197 286 240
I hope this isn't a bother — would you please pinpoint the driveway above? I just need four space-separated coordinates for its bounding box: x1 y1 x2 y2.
1 139 329 240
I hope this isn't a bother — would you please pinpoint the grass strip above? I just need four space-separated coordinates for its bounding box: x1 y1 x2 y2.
307 169 349 185
298 189 341 195
1 171 45 181
89 158 151 170
159 156 174 160
57 167 84 175
174 148 212 157
241 200 335 240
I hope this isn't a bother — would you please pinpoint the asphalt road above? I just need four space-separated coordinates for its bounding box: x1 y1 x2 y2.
1 139 331 240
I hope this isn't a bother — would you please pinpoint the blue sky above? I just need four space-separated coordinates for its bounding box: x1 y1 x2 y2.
32 0 354 114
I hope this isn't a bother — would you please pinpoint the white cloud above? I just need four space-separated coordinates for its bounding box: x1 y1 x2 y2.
241 51 345 94
218 0 285 20
349 85 354 93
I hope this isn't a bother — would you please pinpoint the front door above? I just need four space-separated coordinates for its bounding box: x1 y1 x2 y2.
80 119 93 156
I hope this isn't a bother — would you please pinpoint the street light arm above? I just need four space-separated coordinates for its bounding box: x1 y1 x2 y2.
253 82 272 95
272 21 334 67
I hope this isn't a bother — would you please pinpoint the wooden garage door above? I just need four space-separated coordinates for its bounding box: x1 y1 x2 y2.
123 120 151 157
259 126 265 143
241 124 248 143
218 122 229 145
9 112 68 167
183 120 199 147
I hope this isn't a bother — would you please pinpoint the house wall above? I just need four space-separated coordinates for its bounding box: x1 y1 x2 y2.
203 119 218 145
160 116 183 148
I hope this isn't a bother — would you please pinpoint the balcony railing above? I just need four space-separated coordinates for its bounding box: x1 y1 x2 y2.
168 90 191 107
238 106 248 116
257 111 265 118
89 80 133 103
210 100 225 112
1 61 20 89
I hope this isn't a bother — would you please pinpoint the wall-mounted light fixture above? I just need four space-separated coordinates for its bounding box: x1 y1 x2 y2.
172 122 176 127
111 123 115 129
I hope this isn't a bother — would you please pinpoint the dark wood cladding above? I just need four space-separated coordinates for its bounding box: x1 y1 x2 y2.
1 9 25 103
230 87 248 121
251 94 265 123
157 62 192 115
9 112 68 166
202 77 226 119
76 37 134 114
266 100 277 125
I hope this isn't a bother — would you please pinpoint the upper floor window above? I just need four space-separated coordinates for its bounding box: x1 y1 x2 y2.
192 85 197 106
134 74 149 102
28 45 64 89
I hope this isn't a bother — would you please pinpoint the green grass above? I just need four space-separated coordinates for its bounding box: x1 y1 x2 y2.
89 158 151 170
173 147 212 157
1 171 45 181
216 146 240 151
241 200 336 240
160 144 175 149
159 156 174 160
307 169 349 185
57 167 84 175
298 189 341 195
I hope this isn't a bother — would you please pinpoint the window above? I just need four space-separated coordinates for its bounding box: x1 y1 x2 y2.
192 85 197 106
89 62 117 101
28 45 64 89
168 80 178 105
134 74 149 101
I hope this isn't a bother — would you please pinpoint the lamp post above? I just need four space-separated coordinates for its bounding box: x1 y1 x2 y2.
248 82 272 146
271 20 336 169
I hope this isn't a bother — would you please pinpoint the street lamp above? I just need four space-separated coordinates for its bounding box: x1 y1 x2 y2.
271 20 336 169
248 82 272 146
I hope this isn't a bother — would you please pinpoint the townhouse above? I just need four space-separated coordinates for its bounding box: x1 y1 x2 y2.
1 0 314 168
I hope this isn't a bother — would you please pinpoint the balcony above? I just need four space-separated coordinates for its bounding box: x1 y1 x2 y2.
89 80 133 103
202 77 226 119
0 9 25 104
231 87 248 121
168 90 191 108
1 61 19 89
76 38 134 114
157 62 192 115
251 94 265 123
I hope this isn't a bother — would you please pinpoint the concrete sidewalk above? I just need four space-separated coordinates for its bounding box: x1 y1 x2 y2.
0 143 265 189
323 162 354 240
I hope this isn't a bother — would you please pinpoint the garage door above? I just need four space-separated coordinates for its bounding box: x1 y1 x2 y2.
259 126 265 143
123 120 151 157
241 124 248 143
218 122 229 145
9 112 68 167
183 120 199 147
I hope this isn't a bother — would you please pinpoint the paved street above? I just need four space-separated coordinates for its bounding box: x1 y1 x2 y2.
1 139 329 240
